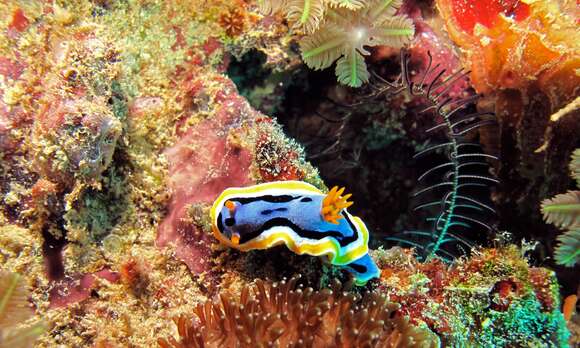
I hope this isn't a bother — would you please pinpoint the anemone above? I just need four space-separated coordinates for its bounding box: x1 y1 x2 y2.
157 276 439 347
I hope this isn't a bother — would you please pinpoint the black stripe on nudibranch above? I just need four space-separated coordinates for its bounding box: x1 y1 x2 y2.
240 215 359 248
217 212 224 232
261 207 288 215
231 195 302 204
347 262 367 274
300 197 312 202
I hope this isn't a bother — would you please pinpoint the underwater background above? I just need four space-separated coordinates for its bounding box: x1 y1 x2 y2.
0 0 578 347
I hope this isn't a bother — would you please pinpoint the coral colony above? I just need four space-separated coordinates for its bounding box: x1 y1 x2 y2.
0 0 577 347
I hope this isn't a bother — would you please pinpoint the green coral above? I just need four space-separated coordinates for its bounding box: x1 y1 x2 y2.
446 280 569 347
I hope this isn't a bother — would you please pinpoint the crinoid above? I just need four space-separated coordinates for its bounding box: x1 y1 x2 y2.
370 50 499 262
157 276 439 348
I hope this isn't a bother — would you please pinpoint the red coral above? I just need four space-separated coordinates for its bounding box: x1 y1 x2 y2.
490 279 522 311
49 269 120 308
255 131 304 182
449 0 530 34
157 74 255 276
33 97 121 184
120 258 150 296
419 259 449 300
0 56 26 80
402 0 468 99
529 268 556 312
8 8 30 33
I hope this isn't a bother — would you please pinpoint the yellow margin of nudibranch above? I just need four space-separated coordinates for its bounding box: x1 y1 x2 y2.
210 181 369 266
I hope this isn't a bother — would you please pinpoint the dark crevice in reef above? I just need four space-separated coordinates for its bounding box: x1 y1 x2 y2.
42 220 66 281
227 49 321 117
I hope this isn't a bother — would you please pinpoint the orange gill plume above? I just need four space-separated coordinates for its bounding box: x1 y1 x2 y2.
321 186 353 224
157 276 439 348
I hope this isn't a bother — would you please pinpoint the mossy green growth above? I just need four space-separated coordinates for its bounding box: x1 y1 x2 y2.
476 295 569 347
110 80 128 122
65 167 130 241
446 292 570 347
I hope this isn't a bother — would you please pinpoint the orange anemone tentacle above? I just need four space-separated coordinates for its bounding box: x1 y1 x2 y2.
321 186 354 224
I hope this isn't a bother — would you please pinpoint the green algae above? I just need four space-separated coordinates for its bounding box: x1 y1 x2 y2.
449 294 569 347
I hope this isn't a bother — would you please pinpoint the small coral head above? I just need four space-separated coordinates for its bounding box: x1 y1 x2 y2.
322 186 353 224
231 232 241 246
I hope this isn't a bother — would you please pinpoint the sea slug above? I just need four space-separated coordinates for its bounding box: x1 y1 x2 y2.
210 181 380 285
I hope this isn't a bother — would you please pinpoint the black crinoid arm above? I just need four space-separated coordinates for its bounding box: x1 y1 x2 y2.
371 50 500 262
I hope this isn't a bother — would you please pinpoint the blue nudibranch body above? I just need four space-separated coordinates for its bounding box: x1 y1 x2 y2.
210 181 380 285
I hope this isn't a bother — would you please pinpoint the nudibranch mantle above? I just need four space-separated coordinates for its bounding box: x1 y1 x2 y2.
210 181 380 285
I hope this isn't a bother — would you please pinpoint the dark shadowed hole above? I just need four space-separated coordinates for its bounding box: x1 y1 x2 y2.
42 222 66 281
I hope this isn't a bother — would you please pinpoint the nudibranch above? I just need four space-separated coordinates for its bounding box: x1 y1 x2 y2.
210 181 380 285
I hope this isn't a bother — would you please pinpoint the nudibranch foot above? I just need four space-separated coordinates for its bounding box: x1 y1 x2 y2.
343 254 381 286
210 181 380 285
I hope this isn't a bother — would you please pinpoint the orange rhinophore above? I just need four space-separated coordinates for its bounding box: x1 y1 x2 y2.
321 186 353 225
225 200 236 213
563 294 577 321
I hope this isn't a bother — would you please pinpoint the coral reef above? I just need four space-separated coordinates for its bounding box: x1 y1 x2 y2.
0 0 576 347
373 246 570 346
